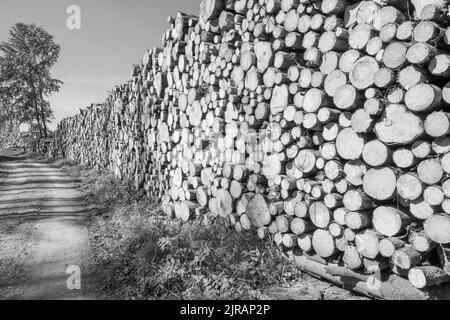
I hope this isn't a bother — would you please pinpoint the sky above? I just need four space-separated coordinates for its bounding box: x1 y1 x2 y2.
0 0 199 129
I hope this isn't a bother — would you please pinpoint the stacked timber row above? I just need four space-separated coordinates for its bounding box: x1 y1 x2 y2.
44 0 450 294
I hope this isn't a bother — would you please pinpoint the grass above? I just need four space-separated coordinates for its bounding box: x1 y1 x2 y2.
56 160 303 300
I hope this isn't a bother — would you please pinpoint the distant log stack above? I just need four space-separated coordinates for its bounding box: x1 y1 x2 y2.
41 0 450 295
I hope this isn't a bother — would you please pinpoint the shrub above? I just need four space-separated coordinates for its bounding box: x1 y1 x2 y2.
58 161 301 300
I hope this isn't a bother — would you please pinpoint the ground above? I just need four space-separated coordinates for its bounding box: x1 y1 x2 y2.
0 148 366 300
0 149 96 299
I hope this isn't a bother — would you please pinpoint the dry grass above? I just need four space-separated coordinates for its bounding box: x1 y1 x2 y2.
57 160 303 300
0 219 32 294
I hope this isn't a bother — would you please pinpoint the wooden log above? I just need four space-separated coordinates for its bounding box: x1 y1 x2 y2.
379 23 398 43
363 167 397 201
396 173 424 201
355 1 380 25
411 140 432 159
386 87 405 104
433 136 450 155
364 98 385 116
366 36 383 57
290 251 431 300
339 49 362 73
276 215 293 233
294 149 318 175
255 41 274 72
335 128 365 160
333 207 349 226
362 140 391 167
324 161 343 181
429 54 450 77
335 236 349 252
345 210 372 230
303 88 330 113
374 104 424 145
349 23 373 50
294 201 309 218
175 201 200 222
351 109 375 134
298 232 314 253
406 42 437 65
397 21 415 41
246 193 272 227
216 189 233 218
200 0 225 23
312 229 337 258
355 230 382 259
442 197 450 215
424 186 444 206
393 148 417 169
349 56 379 90
364 257 390 274
383 42 408 69
409 197 436 220
425 111 450 138
329 222 345 237
409 230 437 253
309 201 331 229
318 31 348 53
344 228 356 242
398 66 428 91
257 227 270 240
417 158 444 185
437 244 450 275
413 20 443 43
344 160 368 187
343 245 363 270
374 68 396 89
270 84 289 115
333 84 363 110
379 237 406 258
290 217 315 235
443 179 450 198
283 233 299 248
373 206 412 237
405 83 442 113
321 0 349 16
373 6 405 31
262 154 283 179
392 247 423 270
425 214 450 244
408 266 450 289
324 70 347 98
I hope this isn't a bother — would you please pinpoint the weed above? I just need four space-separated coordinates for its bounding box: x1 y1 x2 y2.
57 161 302 300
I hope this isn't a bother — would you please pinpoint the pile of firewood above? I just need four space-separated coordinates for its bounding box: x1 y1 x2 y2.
43 0 450 294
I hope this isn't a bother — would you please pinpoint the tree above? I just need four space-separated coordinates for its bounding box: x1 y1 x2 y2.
0 23 62 138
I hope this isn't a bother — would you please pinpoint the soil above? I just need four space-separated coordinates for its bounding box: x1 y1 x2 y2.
0 149 97 300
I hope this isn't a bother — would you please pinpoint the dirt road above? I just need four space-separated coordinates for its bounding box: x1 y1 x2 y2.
0 149 96 300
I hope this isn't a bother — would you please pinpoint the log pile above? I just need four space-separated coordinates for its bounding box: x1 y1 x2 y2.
42 0 450 295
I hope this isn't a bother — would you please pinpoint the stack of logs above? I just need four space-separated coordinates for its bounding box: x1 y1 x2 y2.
45 0 450 293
